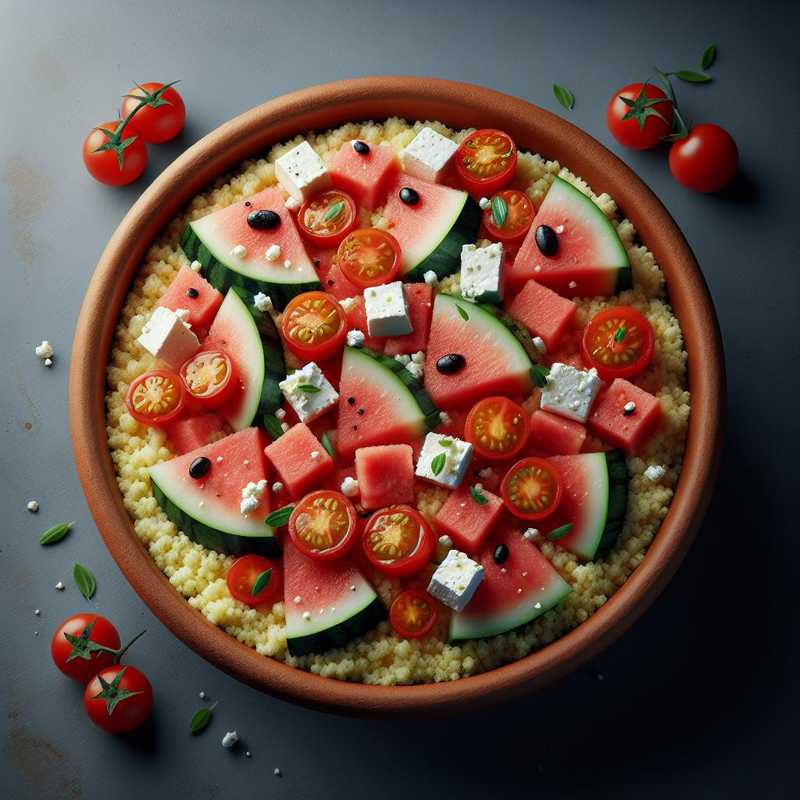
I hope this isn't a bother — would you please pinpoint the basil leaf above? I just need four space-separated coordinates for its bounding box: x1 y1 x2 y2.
297 384 321 393
672 70 711 84
470 485 488 505
323 201 345 222
491 195 508 229
251 568 273 597
456 304 469 321
614 324 627 342
531 364 550 388
263 414 283 441
439 438 453 447
547 523 573 541
430 452 446 476
552 84 575 111
320 431 335 459
190 704 216 735
265 506 294 527
701 43 716 70
39 521 73 546
73 563 97 599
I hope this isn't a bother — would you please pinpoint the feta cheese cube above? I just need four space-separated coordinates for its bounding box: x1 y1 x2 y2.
137 307 200 368
275 141 330 201
364 281 413 337
460 242 504 303
403 127 458 183
279 362 339 423
415 432 473 489
427 549 484 612
540 362 601 423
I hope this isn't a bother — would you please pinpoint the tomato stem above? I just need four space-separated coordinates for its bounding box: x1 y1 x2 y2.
113 629 147 664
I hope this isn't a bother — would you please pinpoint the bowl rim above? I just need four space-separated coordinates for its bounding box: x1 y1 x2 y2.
69 76 725 717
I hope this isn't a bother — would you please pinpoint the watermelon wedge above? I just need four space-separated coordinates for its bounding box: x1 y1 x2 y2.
157 265 223 333
283 541 385 656
180 187 320 310
508 177 631 297
148 427 278 555
330 140 399 210
450 523 571 641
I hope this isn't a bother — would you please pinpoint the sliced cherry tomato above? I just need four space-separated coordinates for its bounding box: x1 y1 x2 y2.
83 664 153 734
226 555 282 606
454 129 517 197
362 505 434 577
389 589 438 639
668 124 738 193
465 396 530 461
125 369 185 426
280 291 347 361
482 189 535 245
288 490 358 560
82 121 148 186
298 190 357 248
607 83 673 150
581 306 655 380
51 614 120 684
180 349 238 409
336 228 401 289
120 81 186 144
501 457 563 520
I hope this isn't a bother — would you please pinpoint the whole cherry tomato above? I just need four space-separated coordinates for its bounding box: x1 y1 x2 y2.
83 120 148 186
120 81 186 144
606 83 673 150
84 664 153 734
669 124 738 193
51 613 120 684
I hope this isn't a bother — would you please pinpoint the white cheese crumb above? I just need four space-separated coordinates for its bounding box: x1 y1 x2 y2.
568 280 577 289
555 224 565 234
44 358 53 367
339 296 357 312
265 244 281 262
293 595 302 604
274 408 286 420
438 534 453 548
283 259 292 269
522 528 540 542
274 767 282 777
245 751 251 758
35 340 54 359
221 731 239 748
253 292 273 312
190 260 203 272
439 411 452 427
284 195 301 210
478 196 491 210
26 500 39 513
624 401 637 414
281 422 290 433
216 456 224 463
340 476 359 497
478 467 495 480
310 450 320 460
346 329 366 347
423 270 438 286
240 479 267 514
34 609 40 616
302 611 311 621
644 464 667 481
55 581 65 591
199 691 206 699
231 244 247 258
532 336 547 354
272 481 284 493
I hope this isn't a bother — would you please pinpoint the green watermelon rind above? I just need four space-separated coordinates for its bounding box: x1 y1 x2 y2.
594 450 629 558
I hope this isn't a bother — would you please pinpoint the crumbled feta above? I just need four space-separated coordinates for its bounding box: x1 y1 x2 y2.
460 242 504 303
55 581 65 591
405 359 424 379
402 126 458 183
26 500 39 513
540 362 601 423
364 281 412 337
273 768 282 777
310 450 320 461
221 731 239 748
340 476 359 497
35 340 54 360
231 244 247 259
339 296 357 312
415 432 473 489
293 595 302 604
555 224 565 234
478 196 491 210
346 329 366 347
44 358 53 367
240 479 267 514
477 466 495 480
410 351 425 364
283 259 292 269
136 307 200 368
644 464 666 482
275 141 330 201
302 611 311 621
284 195 300 210
427 549 484 612
439 411 452 427
190 260 203 272
199 691 207 700
394 353 411 366
34 609 40 616
253 292 273 312
522 528 540 542
438 534 453 548
274 408 286 420
623 401 637 415
281 422 290 433
568 280 577 290
423 270 438 286
272 481 284 493
265 244 281 262
279 362 339 423
532 336 547 354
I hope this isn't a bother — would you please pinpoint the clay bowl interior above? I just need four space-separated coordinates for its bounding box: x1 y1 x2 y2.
69 77 724 717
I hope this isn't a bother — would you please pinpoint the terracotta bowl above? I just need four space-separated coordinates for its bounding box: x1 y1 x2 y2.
69 77 724 717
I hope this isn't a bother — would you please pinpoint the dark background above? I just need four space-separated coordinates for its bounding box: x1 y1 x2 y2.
2 1 798 797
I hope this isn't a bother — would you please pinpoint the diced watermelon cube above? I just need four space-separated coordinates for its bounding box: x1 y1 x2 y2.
588 379 662 454
528 409 586 455
507 280 576 353
165 413 226 455
354 444 414 509
330 141 399 210
157 265 223 332
343 296 384 352
434 483 505 554
264 423 334 500
318 257 362 301
382 284 434 356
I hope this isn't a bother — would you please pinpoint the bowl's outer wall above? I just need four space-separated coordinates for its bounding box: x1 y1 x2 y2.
69 77 724 717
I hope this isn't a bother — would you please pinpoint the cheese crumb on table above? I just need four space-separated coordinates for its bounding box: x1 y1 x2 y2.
428 549 484 612
221 731 239 748
35 340 54 360
26 500 39 513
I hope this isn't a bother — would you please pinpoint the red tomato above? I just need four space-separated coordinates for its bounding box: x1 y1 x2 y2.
120 82 186 144
298 190 357 248
288 490 358 560
280 291 347 361
125 369 186 427
501 457 563 521
606 83 673 150
84 665 153 734
336 228 401 289
581 306 655 380
51 614 121 684
668 124 738 193
362 505 434 577
82 121 148 186
180 350 238 409
389 590 438 639
226 555 282 606
482 189 535 245
465 396 530 461
455 129 517 196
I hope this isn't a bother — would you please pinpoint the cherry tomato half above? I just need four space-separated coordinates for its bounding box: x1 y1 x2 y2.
581 306 655 380
389 589 438 639
362 505 434 578
226 555 282 606
465 396 530 461
83 665 153 734
454 129 517 197
606 83 673 151
482 189 535 245
668 124 738 193
125 369 185 426
280 291 347 361
298 190 357 248
51 614 121 684
501 457 563 521
82 121 148 186
336 228 401 289
288 490 358 560
120 82 186 144
180 350 238 409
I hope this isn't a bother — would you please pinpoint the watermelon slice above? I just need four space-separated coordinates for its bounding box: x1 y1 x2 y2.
382 284 434 356
148 427 278 555
354 444 415 509
180 187 320 310
165 413 226 455
508 177 631 297
157 265 223 333
330 141 399 210
450 523 571 641
283 541 386 656
382 173 481 281
336 347 440 462
424 294 534 409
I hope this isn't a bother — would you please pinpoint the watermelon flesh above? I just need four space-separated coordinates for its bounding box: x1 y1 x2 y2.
343 296 384 352
165 413 226 455
330 141 399 210
355 444 415 509
319 258 361 301
528 409 587 455
588 379 662 455
450 522 571 641
506 279 577 353
264 423 334 500
157 265 223 334
382 284 434 356
434 483 505 555
508 177 631 297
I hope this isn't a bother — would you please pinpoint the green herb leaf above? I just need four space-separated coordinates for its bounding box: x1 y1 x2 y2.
263 414 284 441
701 43 717 70
553 84 575 111
456 304 469 321
297 384 321 393
547 523 573 541
265 506 294 528
189 704 216 735
320 431 335 459
439 438 453 447
491 195 508 229
251 568 273 597
614 324 627 342
470 485 489 505
39 521 73 546
430 452 446 476
531 364 550 389
73 563 97 599
323 201 345 222
672 70 711 84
